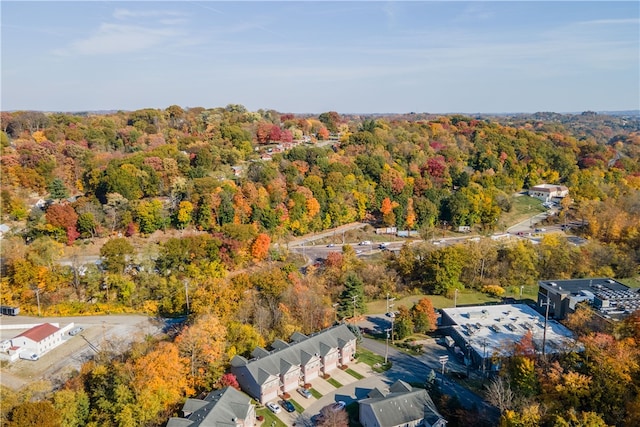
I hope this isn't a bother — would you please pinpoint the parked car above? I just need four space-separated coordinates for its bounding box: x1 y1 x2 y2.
385 311 396 318
328 401 346 412
297 387 312 399
281 400 295 413
69 327 83 336
266 402 281 414
359 240 371 245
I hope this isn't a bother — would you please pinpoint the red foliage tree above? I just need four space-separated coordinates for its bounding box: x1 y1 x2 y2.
46 203 78 230
218 372 240 390
66 225 80 246
268 125 282 142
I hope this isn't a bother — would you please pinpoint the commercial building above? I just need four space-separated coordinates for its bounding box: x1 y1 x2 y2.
528 184 569 202
231 324 357 404
0 322 73 362
537 278 640 321
440 304 576 371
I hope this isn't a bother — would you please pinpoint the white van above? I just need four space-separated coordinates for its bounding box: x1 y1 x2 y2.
19 352 39 361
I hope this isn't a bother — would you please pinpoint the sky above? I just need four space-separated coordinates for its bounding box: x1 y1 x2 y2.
1 1 639 114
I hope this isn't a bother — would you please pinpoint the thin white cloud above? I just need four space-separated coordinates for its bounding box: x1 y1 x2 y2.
113 8 188 20
577 18 640 26
52 23 182 56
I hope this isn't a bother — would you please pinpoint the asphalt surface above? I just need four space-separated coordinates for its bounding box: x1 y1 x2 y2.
358 338 498 420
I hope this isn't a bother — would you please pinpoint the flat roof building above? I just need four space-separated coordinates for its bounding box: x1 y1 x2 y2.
537 278 640 321
528 184 569 202
440 304 576 371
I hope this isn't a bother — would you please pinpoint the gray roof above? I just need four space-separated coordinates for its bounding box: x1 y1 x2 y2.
166 387 252 427
232 324 356 385
360 381 445 427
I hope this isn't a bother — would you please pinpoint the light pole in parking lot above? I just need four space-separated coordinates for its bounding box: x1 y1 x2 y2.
385 328 391 364
386 293 395 315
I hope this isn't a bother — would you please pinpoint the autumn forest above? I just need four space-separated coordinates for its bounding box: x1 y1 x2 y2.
1 106 639 426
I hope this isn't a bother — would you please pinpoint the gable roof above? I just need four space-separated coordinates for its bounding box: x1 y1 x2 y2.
360 381 445 426
15 323 60 342
167 387 253 427
233 324 356 385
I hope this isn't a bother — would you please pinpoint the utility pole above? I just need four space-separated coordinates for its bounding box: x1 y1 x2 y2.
541 296 553 358
454 289 458 308
35 288 41 317
352 295 358 319
482 338 488 377
520 286 524 303
184 279 190 315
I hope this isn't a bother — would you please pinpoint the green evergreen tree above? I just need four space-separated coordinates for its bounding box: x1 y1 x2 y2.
338 272 366 319
48 178 69 200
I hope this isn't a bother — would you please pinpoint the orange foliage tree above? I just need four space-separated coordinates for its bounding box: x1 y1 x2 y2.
250 233 271 261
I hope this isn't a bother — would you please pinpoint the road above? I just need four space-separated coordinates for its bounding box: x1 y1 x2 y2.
359 337 500 422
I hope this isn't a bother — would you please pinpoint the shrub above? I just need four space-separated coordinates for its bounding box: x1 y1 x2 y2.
482 284 506 297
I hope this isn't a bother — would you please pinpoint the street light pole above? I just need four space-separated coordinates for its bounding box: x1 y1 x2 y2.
454 289 458 308
384 328 391 364
520 286 524 303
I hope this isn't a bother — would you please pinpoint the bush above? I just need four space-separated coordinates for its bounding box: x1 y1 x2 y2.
482 284 506 297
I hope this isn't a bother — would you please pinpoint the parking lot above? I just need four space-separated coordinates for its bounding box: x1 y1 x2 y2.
265 360 373 424
0 314 160 390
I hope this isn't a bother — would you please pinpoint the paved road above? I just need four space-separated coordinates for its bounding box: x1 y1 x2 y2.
359 337 500 423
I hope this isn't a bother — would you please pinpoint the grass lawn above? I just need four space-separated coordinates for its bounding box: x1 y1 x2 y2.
355 348 391 372
367 290 500 313
327 377 343 388
310 388 323 399
619 276 640 288
289 399 304 413
367 284 542 314
256 408 287 427
500 195 546 228
346 368 364 380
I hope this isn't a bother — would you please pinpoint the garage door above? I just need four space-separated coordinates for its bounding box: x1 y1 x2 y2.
262 389 278 404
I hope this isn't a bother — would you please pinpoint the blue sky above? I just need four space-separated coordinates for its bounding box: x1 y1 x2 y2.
2 1 639 114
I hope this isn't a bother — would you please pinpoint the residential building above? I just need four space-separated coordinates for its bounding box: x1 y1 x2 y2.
167 387 255 427
231 324 357 404
440 304 576 371
538 278 640 321
359 380 446 427
528 184 569 202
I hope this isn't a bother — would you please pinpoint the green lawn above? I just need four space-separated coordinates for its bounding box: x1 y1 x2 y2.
310 388 322 399
327 377 343 388
500 195 546 229
346 368 364 380
289 399 304 413
256 408 287 427
619 277 640 288
355 348 391 372
367 285 541 314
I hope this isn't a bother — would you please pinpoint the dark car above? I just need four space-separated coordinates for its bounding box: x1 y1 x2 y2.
281 399 295 413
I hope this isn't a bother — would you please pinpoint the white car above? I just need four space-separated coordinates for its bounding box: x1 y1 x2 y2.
267 402 281 414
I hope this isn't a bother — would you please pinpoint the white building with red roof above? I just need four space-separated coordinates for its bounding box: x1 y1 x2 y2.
1 322 70 362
